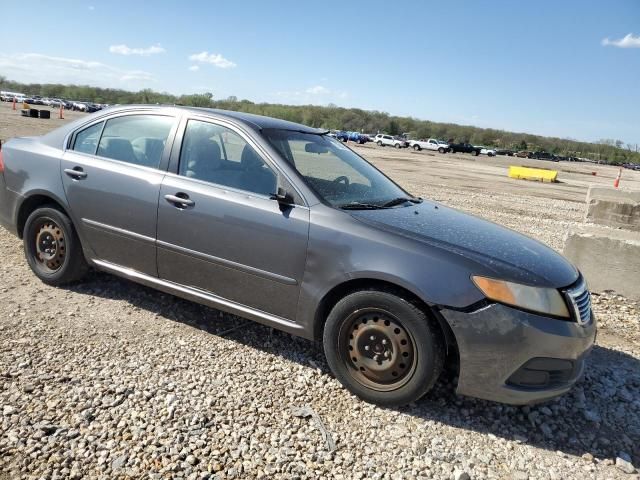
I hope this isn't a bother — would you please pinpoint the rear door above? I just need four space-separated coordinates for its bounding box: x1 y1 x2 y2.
61 112 178 276
156 117 310 320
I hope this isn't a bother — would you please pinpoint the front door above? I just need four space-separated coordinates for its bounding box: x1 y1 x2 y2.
61 113 177 276
156 118 309 320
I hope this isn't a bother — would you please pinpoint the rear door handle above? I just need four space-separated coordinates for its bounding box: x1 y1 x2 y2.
164 193 195 208
64 167 87 179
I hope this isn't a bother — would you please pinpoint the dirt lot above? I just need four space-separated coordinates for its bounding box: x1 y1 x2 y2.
1 101 639 479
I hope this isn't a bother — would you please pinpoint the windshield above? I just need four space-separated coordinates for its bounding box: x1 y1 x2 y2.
262 129 410 208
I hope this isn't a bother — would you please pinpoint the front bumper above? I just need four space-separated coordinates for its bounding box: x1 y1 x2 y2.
440 303 596 405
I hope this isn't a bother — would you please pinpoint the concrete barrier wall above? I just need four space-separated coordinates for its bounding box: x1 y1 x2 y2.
585 186 640 231
563 224 640 300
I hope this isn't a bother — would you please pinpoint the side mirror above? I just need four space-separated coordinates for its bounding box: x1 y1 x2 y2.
270 187 294 206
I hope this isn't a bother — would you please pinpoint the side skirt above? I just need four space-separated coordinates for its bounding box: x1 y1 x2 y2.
91 259 308 338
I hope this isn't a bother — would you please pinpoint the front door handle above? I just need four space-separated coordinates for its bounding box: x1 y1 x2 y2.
64 167 87 180
164 193 195 208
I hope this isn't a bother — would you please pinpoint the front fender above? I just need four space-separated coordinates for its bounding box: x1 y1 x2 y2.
295 205 487 336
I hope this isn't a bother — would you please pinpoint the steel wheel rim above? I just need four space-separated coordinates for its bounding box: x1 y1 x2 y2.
32 219 66 273
339 308 417 392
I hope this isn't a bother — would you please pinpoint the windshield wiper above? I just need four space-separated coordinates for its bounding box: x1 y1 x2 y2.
339 202 390 210
382 197 423 208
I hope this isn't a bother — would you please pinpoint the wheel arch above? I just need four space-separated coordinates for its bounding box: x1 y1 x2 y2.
313 278 458 361
16 192 70 239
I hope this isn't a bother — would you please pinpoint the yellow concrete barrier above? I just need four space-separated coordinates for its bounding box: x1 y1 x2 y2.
508 165 558 182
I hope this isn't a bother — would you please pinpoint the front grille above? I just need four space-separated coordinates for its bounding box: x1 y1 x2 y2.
565 278 592 326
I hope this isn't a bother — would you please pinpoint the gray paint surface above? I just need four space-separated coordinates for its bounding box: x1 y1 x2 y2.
0 105 596 404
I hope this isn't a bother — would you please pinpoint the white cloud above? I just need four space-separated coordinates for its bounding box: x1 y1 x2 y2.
188 51 236 69
306 85 330 95
274 85 348 105
109 44 165 56
0 52 155 88
88 5 95 10
602 33 640 48
188 65 200 72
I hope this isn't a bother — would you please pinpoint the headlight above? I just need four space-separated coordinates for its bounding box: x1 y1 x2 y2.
472 276 570 318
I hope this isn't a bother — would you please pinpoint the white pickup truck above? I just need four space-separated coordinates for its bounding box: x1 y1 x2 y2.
409 138 449 153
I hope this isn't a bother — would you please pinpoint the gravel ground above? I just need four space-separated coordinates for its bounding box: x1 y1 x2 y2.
1 123 639 478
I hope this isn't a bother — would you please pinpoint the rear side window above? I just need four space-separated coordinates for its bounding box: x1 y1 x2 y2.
96 115 174 168
72 122 103 155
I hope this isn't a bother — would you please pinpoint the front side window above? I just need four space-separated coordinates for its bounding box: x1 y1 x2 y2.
263 129 409 208
72 121 103 155
96 115 174 168
178 120 277 196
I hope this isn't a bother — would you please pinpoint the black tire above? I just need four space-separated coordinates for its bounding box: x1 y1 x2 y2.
23 207 88 286
472 150 479 156
377 141 383 147
323 289 444 407
438 147 445 154
413 145 421 151
450 149 455 154
395 143 401 149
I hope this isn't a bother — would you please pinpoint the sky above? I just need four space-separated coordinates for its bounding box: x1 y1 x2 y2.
0 0 639 145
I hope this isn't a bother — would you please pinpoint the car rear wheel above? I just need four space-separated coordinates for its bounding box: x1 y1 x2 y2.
377 141 383 147
472 150 479 156
413 145 421 151
23 207 88 286
438 147 445 153
323 290 444 406
395 143 401 149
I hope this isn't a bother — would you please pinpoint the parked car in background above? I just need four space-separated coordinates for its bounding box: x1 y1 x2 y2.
86 103 102 113
409 138 449 153
529 151 559 162
476 146 496 157
515 151 530 158
375 134 407 148
334 131 349 142
347 131 367 144
0 105 595 407
496 149 514 156
448 142 481 156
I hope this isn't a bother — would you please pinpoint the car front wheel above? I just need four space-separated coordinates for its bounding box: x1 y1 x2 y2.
323 290 444 406
377 141 383 146
413 145 421 151
23 206 88 286
438 147 445 153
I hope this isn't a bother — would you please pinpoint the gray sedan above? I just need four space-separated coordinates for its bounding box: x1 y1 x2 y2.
0 106 595 406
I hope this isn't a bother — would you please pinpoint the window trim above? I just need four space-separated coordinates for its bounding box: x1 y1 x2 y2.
66 111 180 172
71 120 106 156
170 115 307 205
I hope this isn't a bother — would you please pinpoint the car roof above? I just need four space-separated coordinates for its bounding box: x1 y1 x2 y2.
39 104 327 149
93 105 325 134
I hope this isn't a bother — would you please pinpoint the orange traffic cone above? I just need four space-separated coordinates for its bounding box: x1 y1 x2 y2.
59 104 64 119
12 97 16 111
614 168 622 188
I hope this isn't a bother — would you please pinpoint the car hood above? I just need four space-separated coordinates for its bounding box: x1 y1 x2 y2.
349 200 578 288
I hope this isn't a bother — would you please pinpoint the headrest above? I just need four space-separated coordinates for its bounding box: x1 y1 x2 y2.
100 138 135 163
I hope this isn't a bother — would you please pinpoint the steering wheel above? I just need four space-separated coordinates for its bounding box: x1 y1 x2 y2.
333 175 350 186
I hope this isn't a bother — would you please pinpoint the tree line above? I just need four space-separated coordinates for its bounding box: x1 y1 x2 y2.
1 76 637 164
